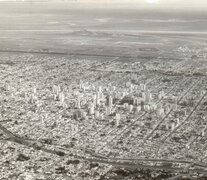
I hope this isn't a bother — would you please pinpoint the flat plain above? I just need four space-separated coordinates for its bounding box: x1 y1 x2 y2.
0 2 207 180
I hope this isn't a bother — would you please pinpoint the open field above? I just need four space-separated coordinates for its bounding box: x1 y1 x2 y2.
1 2 207 60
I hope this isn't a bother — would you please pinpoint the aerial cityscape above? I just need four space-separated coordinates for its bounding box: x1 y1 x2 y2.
0 1 207 180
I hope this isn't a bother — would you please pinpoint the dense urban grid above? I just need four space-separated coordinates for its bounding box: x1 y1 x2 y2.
0 52 207 179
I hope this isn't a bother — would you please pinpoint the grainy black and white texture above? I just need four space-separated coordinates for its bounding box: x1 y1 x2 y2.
0 1 207 180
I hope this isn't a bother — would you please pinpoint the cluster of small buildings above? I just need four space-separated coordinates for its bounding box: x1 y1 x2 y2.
24 79 185 136
1 53 207 179
22 76 207 142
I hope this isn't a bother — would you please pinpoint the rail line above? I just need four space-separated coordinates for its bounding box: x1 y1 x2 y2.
110 76 194 147
96 77 184 145
1 121 207 178
140 77 202 145
162 91 207 142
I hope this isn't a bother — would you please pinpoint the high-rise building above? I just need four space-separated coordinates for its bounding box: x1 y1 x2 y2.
112 86 116 91
165 122 169 130
171 122 175 131
98 86 102 92
80 83 85 91
100 92 104 100
74 109 87 120
100 114 104 120
82 84 85 92
134 85 138 90
82 111 87 119
174 103 178 111
71 124 78 136
130 84 133 93
53 85 61 95
77 98 81 109
133 98 138 106
121 92 126 99
145 105 150 112
142 92 146 102
59 92 65 103
201 128 205 137
201 90 206 96
157 107 165 116
115 113 121 127
140 84 146 91
106 106 112 115
165 106 170 114
57 85 61 94
126 81 131 88
158 90 165 100
53 94 57 101
95 111 100 119
129 105 133 112
30 93 36 104
158 93 162 100
107 96 113 107
183 110 187 116
73 111 78 120
136 106 141 112
152 104 157 111
145 91 152 103
96 92 101 106
33 87 37 94
36 100 41 108
173 96 178 104
89 103 95 115
176 118 180 126
92 94 97 107
85 116 89 121
188 98 194 107
92 85 96 91
62 102 67 109
124 103 129 110
52 85 56 94
141 101 145 111
79 79 83 89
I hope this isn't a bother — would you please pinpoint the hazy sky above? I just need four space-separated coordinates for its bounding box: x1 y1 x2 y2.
0 0 207 10
76 0 207 9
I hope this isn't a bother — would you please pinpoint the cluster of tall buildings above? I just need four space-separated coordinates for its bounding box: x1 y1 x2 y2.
28 87 38 104
70 81 171 127
27 81 201 134
36 82 169 124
